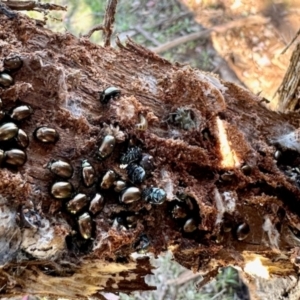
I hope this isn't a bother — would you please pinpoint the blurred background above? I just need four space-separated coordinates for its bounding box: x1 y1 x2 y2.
24 0 300 299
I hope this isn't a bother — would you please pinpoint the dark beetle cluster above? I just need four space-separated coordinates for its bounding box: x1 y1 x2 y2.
0 56 23 88
221 213 250 241
48 158 99 240
170 192 200 233
0 103 32 167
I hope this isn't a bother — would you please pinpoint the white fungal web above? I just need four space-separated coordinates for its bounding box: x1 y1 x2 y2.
262 216 280 249
65 94 83 117
273 128 300 153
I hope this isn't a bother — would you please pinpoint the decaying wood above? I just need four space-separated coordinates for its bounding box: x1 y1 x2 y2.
1 9 300 299
1 1 66 11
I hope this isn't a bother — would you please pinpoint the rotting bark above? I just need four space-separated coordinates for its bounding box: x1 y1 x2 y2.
1 9 300 300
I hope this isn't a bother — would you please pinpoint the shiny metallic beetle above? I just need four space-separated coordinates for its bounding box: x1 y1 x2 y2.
10 105 33 121
172 205 187 219
223 219 233 232
78 212 92 239
139 154 154 172
126 215 137 228
134 234 150 253
48 159 73 179
120 146 142 167
0 149 5 165
5 149 27 166
142 187 166 205
241 164 251 175
66 193 88 214
127 163 146 184
274 150 281 160
236 222 250 241
120 187 141 204
0 73 13 88
220 171 235 182
0 122 18 141
98 134 116 159
172 108 196 130
4 56 23 71
114 180 126 192
34 126 59 143
15 129 29 148
89 193 105 215
51 181 73 199
100 86 121 104
21 207 41 229
136 114 148 131
183 218 197 232
100 170 116 189
81 160 95 187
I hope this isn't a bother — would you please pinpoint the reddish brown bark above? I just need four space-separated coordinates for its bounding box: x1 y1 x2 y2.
1 10 300 299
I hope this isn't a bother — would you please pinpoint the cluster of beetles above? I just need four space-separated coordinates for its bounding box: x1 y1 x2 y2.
0 55 170 251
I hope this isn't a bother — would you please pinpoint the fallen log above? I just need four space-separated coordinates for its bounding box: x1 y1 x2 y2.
1 7 300 299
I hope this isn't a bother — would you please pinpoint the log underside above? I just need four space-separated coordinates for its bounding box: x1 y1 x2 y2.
1 12 300 299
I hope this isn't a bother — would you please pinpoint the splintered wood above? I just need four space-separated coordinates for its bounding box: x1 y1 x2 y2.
1 11 300 299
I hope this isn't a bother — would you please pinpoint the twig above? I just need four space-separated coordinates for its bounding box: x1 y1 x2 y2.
2 0 67 11
82 25 105 39
211 288 226 300
134 25 161 46
166 270 202 286
103 0 118 47
151 15 269 54
82 0 118 46
281 27 300 54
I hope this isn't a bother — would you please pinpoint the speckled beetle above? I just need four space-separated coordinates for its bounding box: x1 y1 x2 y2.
66 193 88 214
142 187 166 205
98 135 116 159
120 146 142 167
134 234 150 254
0 73 13 88
48 159 73 179
0 122 18 141
139 154 154 172
127 163 146 184
5 149 27 166
51 181 73 199
100 86 120 104
10 105 33 121
34 126 59 143
78 212 92 239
